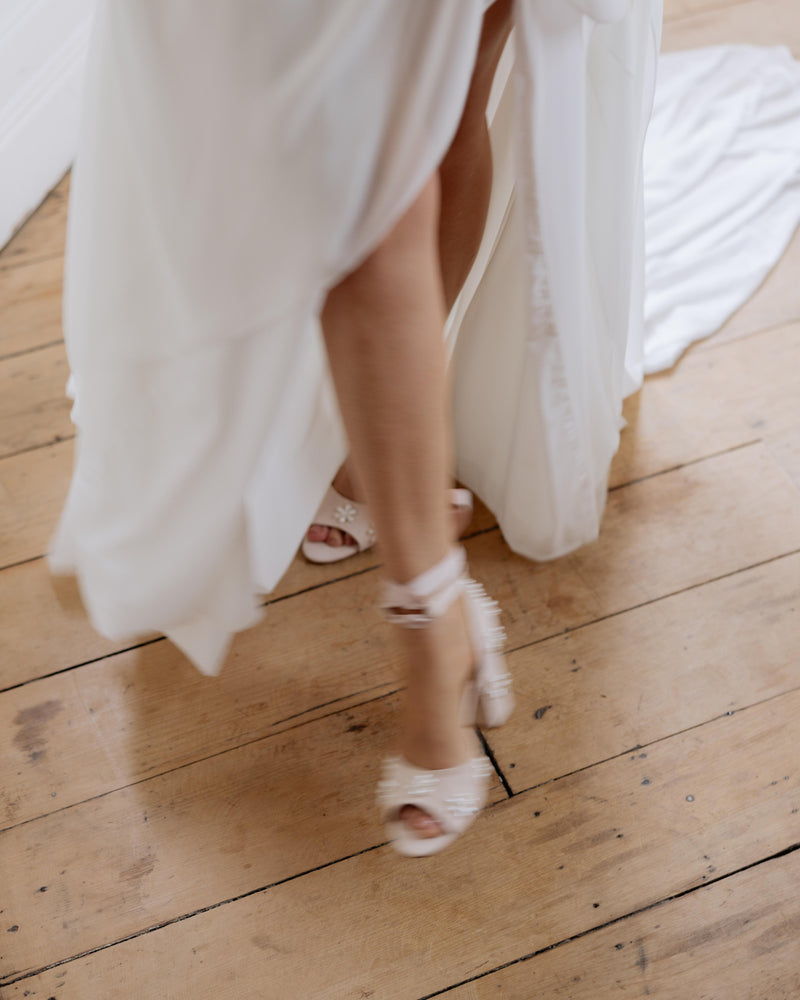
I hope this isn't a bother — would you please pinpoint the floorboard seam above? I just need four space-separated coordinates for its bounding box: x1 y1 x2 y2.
608 438 761 492
4 544 798 696
0 249 64 273
0 338 65 363
0 553 47 574
0 433 76 463
0 685 405 835
0 635 166 695
4 677 799 859
414 839 800 1000
504 546 800 659
0 841 387 989
3 837 798 991
0 431 778 572
509 680 800 798
478 729 514 798
694 314 800 355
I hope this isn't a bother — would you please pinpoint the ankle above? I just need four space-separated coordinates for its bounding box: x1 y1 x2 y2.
332 463 361 503
399 722 473 772
397 599 472 681
395 599 474 770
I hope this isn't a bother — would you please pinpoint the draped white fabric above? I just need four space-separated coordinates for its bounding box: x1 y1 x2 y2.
450 2 661 561
643 44 800 373
450 36 800 560
51 1 800 675
53 0 494 671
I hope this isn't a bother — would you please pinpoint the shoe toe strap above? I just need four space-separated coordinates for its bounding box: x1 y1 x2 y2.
313 486 376 551
377 755 492 834
381 546 467 626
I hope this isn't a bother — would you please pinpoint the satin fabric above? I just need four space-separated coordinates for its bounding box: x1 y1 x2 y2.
642 44 800 373
52 1 663 673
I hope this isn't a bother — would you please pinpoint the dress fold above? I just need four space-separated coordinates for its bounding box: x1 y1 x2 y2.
52 2 800 675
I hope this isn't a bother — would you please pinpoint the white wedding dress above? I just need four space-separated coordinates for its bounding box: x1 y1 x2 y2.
50 1 800 674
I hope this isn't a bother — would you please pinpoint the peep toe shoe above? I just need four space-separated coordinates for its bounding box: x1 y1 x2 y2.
376 546 513 857
302 486 473 564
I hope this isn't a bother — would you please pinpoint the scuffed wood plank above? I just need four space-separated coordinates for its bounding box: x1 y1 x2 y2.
492 552 800 791
0 493 497 690
0 669 121 831
569 443 800 615
0 693 504 978
2 444 798 826
611 322 800 487
612 381 747 491
0 439 73 568
4 428 797 627
4 688 798 997
0 564 145 691
0 257 64 359
0 343 72 458
0 535 599 827
441 850 800 999
0 561 402 828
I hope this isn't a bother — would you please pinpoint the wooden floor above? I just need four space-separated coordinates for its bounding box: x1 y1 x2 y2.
2 2 800 997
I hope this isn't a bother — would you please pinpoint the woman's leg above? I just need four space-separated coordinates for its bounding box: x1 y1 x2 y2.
321 175 473 837
309 0 513 549
321 176 450 583
438 0 512 308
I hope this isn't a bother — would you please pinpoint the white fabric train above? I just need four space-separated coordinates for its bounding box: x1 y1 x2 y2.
51 1 800 674
643 44 800 373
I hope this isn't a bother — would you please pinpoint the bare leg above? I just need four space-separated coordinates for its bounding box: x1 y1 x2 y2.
309 0 513 549
322 177 450 582
322 176 474 837
438 0 512 308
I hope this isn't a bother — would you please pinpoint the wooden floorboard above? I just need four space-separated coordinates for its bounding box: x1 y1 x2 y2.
0 175 69 274
0 257 64 360
3 689 798 996
0 693 504 978
4 441 798 832
2 2 800 997
663 0 753 21
0 563 137 690
610 321 800 487
2 431 797 687
0 343 72 459
0 440 73 569
662 0 800 52
440 850 800 999
494 552 800 790
0 489 493 693
767 424 800 489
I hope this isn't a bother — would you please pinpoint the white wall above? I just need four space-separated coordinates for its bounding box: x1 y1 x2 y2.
0 0 94 249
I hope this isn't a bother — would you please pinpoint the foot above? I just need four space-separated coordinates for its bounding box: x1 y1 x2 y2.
395 595 477 839
306 463 473 551
305 466 359 549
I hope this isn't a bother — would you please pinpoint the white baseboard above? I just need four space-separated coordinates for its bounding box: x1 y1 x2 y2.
0 0 95 250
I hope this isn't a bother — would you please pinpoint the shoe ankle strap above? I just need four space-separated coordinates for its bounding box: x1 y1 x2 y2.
381 547 466 628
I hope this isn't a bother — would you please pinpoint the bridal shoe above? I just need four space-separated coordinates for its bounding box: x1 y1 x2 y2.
376 546 513 857
301 486 473 564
